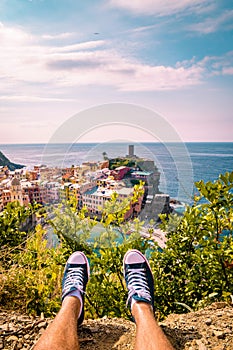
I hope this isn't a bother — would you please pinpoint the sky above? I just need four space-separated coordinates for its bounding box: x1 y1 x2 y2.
0 0 233 143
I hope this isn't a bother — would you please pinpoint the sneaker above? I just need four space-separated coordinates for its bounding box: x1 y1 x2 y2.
62 251 90 325
123 249 154 316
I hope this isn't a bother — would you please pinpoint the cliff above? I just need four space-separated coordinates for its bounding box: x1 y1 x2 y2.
0 151 24 171
0 302 232 349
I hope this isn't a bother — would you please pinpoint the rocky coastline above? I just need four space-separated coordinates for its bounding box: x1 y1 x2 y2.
0 151 24 171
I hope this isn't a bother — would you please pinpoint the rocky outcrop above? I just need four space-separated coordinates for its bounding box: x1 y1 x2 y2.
0 151 24 171
161 302 233 350
0 302 232 350
140 193 171 221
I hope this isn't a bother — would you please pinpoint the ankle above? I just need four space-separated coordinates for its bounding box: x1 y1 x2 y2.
62 293 82 319
132 301 154 320
62 295 81 316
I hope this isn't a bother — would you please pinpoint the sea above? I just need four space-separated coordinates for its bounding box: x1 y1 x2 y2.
1 142 233 204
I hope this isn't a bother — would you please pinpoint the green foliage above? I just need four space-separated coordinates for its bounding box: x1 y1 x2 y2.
109 157 136 170
101 181 144 227
0 225 66 316
0 172 232 321
152 171 233 318
0 201 39 250
49 200 96 254
101 191 130 227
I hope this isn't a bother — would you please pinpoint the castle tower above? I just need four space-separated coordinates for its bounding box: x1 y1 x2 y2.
128 145 134 157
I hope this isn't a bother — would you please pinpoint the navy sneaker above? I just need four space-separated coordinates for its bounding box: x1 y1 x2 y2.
62 251 90 325
123 249 154 316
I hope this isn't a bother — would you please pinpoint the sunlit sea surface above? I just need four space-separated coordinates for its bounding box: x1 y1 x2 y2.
1 142 233 204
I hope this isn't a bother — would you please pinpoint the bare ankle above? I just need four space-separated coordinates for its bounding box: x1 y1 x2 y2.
132 301 154 320
62 296 81 318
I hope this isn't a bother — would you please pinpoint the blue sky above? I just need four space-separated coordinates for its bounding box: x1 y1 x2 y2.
0 0 233 143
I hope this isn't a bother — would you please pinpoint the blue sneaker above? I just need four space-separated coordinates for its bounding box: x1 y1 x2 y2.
62 251 90 325
123 249 154 316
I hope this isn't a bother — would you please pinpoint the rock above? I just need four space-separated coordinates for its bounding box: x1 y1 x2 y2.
0 323 10 331
216 311 224 317
224 328 231 334
205 318 212 325
113 335 130 348
213 330 225 339
39 328 46 335
7 335 18 342
17 342 23 349
196 339 207 350
37 321 47 329
211 302 228 309
89 326 99 333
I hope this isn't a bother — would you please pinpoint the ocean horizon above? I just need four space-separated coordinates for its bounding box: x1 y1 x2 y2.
1 142 233 204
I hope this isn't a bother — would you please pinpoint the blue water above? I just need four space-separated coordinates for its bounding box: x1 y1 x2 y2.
1 142 232 203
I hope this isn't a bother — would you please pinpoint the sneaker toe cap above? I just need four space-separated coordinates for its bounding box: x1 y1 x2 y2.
67 251 88 265
124 249 146 264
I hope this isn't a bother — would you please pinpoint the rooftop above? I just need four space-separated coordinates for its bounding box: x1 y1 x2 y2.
117 187 134 196
84 186 113 197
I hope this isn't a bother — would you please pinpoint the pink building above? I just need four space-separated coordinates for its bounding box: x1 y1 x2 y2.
112 166 130 180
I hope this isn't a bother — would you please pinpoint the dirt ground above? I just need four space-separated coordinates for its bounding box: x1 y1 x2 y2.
0 302 232 350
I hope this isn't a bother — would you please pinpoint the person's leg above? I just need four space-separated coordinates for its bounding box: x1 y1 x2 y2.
123 249 174 350
132 302 174 350
34 297 81 350
34 251 90 350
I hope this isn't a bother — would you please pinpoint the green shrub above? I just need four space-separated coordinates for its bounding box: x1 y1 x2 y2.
0 202 38 249
0 172 232 320
151 171 233 318
0 225 66 316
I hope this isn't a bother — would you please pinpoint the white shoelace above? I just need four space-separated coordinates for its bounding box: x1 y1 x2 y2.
126 267 151 305
64 267 84 294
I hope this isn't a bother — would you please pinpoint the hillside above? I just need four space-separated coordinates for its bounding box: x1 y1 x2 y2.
0 302 232 349
0 151 24 171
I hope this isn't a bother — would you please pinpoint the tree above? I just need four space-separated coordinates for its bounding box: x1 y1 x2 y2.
102 152 108 161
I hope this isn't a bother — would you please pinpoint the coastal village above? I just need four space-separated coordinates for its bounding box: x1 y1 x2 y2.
0 146 172 224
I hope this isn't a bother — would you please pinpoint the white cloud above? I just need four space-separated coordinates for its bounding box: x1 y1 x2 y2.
108 0 213 16
0 95 75 102
0 22 207 97
222 67 233 75
0 21 32 44
42 32 76 40
52 40 106 53
196 51 233 77
188 10 233 34
1 22 231 101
